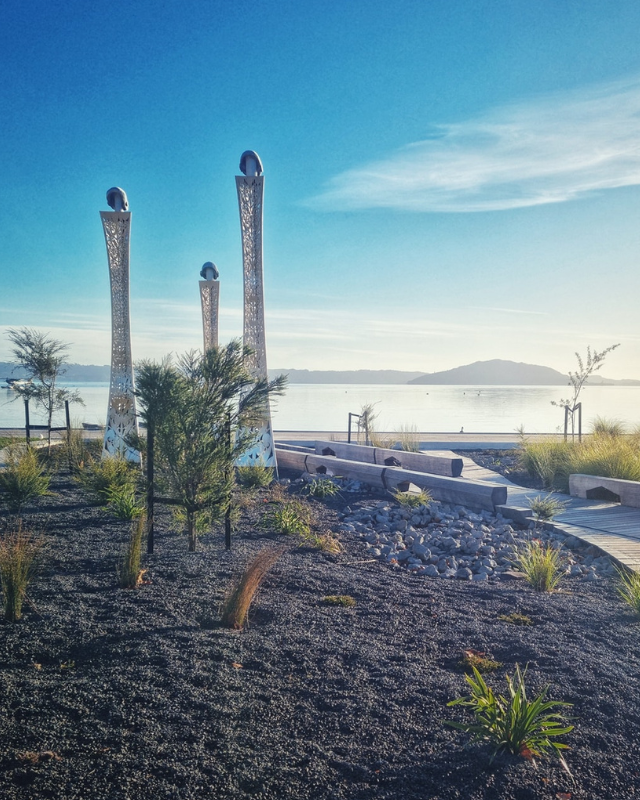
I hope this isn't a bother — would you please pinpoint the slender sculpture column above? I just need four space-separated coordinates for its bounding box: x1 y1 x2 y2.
100 187 139 462
235 150 276 468
199 261 220 351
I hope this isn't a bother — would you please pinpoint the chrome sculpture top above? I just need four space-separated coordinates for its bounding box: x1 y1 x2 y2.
106 187 129 212
239 150 263 177
200 261 219 280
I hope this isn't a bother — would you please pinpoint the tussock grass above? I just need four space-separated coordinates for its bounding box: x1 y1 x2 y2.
266 499 313 537
527 494 569 527
393 488 432 509
106 484 144 520
591 416 626 437
396 424 421 452
76 455 138 504
0 445 51 514
0 525 45 621
514 540 565 592
236 463 274 489
117 515 146 589
305 477 341 498
615 566 640 615
220 547 283 630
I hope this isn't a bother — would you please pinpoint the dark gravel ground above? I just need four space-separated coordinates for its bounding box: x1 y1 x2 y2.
1 466 640 800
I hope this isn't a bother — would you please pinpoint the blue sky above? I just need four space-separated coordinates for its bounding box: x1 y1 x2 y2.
1 0 639 377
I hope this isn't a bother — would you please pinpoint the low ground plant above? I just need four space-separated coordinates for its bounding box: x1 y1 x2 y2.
514 539 565 592
303 531 343 554
615 566 640 615
220 547 282 629
266 499 312 537
116 515 146 589
396 424 421 452
236 463 274 489
527 494 569 528
393 488 432 509
322 595 356 607
498 612 534 626
76 455 138 504
0 525 45 621
446 664 573 770
305 477 341 498
459 649 502 673
106 484 144 520
0 445 51 514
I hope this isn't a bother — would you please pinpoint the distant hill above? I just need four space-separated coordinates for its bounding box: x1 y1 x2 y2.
1 362 110 382
408 359 640 386
269 369 425 384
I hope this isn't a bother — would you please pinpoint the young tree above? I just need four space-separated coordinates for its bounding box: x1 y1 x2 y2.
551 344 620 440
135 340 286 551
7 328 83 451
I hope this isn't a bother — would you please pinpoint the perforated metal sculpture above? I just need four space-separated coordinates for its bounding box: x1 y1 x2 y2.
199 261 220 351
100 187 139 462
235 151 276 468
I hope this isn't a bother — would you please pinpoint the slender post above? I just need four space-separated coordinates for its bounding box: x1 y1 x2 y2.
100 186 140 462
577 402 582 443
65 400 72 472
24 398 30 445
235 150 276 471
225 411 232 550
199 262 220 351
147 425 155 554
564 406 569 442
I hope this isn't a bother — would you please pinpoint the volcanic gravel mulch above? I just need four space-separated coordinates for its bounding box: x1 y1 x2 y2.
1 472 640 800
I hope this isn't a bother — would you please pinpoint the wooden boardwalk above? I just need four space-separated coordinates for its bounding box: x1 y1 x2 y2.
456 452 640 572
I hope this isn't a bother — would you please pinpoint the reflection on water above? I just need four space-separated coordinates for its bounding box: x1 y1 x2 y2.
2 382 639 433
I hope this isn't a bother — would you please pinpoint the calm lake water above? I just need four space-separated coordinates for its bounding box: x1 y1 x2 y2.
2 382 639 434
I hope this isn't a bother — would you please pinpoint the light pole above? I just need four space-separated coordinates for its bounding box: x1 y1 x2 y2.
100 186 139 462
235 150 276 468
199 261 220 351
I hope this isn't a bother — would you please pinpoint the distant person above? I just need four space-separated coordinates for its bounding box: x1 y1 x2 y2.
459 427 464 434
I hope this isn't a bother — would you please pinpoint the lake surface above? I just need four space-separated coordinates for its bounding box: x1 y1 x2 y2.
2 382 639 434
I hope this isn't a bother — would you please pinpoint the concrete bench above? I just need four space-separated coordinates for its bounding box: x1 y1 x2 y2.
569 474 640 507
313 440 463 478
275 447 506 512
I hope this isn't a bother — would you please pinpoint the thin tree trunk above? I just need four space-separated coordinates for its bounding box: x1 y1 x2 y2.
147 426 154 554
187 511 197 551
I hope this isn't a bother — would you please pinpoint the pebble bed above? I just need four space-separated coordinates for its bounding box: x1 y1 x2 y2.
305 475 617 583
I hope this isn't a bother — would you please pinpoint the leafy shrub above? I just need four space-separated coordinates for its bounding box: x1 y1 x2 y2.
236 463 274 489
0 446 51 514
446 664 573 769
117 515 146 589
0 526 45 621
76 455 138 504
305 477 341 498
220 547 282 629
615 566 640 615
106 484 144 520
393 488 432 509
323 595 356 607
514 540 565 592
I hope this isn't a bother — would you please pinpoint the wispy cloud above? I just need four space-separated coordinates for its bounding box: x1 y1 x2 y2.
307 76 640 213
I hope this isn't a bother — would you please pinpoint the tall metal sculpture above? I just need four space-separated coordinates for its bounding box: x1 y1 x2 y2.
235 150 276 467
100 187 139 462
199 261 220 351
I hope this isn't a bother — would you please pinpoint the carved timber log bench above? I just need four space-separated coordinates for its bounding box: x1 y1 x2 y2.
275 446 506 512
569 474 640 507
313 440 463 478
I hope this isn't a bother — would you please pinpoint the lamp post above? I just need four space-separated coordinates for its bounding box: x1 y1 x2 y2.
235 150 276 468
199 261 220 351
100 186 139 462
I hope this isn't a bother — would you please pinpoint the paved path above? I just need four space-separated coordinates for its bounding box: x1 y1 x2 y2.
443 450 640 572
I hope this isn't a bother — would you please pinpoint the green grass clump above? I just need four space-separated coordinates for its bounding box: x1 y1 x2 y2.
76 455 138 504
0 526 45 622
615 566 640 615
518 440 574 491
446 664 573 769
236 463 274 489
527 494 569 527
221 547 282 629
116 515 146 589
106 484 144 520
0 445 51 514
514 540 565 592
393 488 432 509
498 612 534 626
396 424 421 452
305 477 341 498
323 594 356 607
266 499 312 537
591 416 626 437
